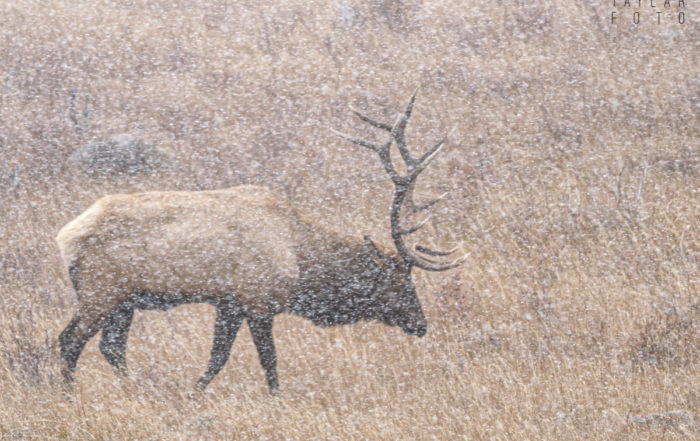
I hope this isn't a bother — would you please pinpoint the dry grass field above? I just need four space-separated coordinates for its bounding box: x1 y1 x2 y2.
0 0 698 439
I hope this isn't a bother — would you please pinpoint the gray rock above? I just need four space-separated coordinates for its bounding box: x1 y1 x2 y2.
627 409 696 429
68 134 172 176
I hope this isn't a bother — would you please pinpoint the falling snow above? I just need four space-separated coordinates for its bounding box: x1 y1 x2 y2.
0 0 698 439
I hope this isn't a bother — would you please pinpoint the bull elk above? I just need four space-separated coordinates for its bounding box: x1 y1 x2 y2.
56 90 463 393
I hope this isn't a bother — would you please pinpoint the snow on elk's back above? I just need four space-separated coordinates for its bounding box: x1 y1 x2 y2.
56 185 299 311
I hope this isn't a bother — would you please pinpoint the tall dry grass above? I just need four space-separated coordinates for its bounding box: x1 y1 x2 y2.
0 0 698 439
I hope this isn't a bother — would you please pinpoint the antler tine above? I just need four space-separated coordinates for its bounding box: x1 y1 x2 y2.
409 125 457 181
406 185 448 213
329 128 381 152
414 244 458 257
330 128 403 185
417 125 457 167
412 191 448 212
404 157 448 212
391 87 420 168
349 106 392 132
396 213 431 235
410 242 465 271
411 253 467 272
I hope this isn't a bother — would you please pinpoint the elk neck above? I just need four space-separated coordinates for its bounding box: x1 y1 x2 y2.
286 228 383 327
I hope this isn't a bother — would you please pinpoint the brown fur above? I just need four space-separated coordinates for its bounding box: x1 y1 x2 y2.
58 186 299 315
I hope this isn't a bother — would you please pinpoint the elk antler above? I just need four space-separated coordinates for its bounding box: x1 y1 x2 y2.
332 88 464 271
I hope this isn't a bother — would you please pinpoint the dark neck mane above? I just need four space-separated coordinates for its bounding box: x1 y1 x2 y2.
286 230 382 327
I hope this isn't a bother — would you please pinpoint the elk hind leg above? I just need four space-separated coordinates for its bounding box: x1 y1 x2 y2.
195 301 244 390
248 315 278 393
59 313 102 388
99 303 134 376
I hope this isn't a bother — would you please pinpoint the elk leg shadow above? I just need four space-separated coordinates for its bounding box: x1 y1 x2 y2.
248 315 278 393
195 300 244 390
99 303 134 375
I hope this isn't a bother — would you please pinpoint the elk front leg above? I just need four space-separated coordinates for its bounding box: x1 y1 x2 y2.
248 315 278 393
195 301 244 390
99 303 134 376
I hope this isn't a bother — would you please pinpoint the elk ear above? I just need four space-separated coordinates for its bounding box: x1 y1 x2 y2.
364 235 389 264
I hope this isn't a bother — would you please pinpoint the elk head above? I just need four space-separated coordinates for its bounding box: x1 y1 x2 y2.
333 89 465 335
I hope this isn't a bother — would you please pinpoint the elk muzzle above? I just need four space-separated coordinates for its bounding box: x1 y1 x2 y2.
399 310 427 337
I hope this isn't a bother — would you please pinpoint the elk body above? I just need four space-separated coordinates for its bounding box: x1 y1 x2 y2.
57 91 462 392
